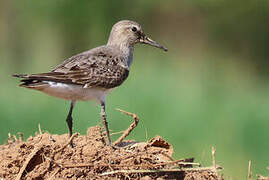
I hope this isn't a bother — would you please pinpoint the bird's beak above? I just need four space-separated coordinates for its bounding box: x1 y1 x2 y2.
139 34 168 52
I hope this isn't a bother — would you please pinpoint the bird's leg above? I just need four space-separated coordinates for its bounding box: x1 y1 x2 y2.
66 100 75 147
100 101 112 145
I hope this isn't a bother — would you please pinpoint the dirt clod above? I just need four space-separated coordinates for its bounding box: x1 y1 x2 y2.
0 126 222 179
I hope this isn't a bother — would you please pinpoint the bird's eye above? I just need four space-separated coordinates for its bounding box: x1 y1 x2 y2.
131 26 137 32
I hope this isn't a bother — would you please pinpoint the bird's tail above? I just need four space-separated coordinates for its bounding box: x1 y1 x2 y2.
12 74 46 89
12 74 28 78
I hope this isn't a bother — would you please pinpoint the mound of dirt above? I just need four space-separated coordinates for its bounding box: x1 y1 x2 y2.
0 126 222 180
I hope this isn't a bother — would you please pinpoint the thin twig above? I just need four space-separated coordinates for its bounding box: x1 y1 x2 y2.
212 147 216 169
15 145 42 180
61 162 152 169
211 146 222 180
54 133 78 153
38 123 42 134
113 109 139 145
152 159 200 167
59 159 190 169
145 128 148 141
110 131 125 136
61 162 201 169
101 166 222 176
63 163 94 168
248 160 252 180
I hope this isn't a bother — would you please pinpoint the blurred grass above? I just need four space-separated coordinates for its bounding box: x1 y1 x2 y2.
0 0 269 179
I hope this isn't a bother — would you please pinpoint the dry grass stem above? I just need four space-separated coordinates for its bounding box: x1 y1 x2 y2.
101 166 221 176
248 160 252 180
113 108 139 145
212 147 216 169
110 131 125 136
15 145 42 180
154 159 200 167
38 123 42 134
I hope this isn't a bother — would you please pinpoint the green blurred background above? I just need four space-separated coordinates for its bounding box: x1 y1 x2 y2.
0 0 268 179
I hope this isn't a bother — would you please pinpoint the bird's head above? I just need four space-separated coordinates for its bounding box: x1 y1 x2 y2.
107 20 167 52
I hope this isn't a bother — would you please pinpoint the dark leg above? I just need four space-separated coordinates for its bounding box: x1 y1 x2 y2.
100 101 112 145
66 100 75 147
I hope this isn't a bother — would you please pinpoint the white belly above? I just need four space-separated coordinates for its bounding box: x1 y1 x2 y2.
40 81 112 101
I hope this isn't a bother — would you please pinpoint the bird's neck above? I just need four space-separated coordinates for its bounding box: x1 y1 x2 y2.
107 42 134 68
124 45 134 68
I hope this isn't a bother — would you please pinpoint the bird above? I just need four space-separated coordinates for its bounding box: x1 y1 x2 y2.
13 20 167 146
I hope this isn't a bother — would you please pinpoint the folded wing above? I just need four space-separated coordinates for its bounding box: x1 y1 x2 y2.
13 50 129 89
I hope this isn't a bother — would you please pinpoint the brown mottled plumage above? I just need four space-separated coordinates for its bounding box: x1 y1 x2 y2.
13 20 167 146
15 49 129 89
